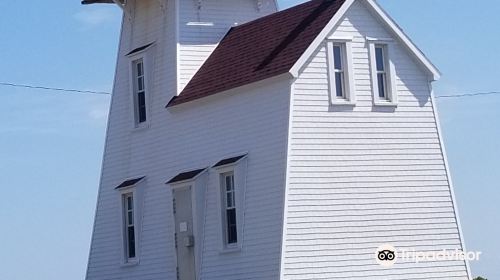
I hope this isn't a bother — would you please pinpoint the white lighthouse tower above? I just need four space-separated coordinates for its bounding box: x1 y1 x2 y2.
83 0 470 279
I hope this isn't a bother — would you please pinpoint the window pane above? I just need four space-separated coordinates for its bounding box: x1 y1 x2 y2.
226 192 233 208
377 73 387 98
137 62 143 77
127 196 133 210
226 209 237 244
335 72 344 98
333 45 342 70
375 46 385 71
138 92 147 123
138 76 144 91
127 211 133 225
128 226 136 258
225 175 233 191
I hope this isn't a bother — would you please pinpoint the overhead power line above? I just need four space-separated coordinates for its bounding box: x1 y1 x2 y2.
435 91 500 99
1 81 500 99
0 82 111 95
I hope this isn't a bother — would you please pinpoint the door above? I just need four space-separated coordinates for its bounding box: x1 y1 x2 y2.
173 186 196 280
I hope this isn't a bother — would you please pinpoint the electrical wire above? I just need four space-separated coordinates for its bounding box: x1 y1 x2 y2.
0 82 111 95
434 91 500 99
1 81 500 99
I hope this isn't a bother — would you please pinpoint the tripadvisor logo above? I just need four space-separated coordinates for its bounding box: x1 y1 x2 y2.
376 244 397 267
375 243 482 267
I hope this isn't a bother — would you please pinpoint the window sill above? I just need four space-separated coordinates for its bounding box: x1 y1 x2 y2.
132 122 150 132
121 260 139 267
373 101 398 107
219 246 241 254
331 99 356 106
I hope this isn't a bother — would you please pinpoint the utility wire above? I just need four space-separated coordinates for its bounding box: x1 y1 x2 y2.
1 81 500 99
435 91 500 99
0 82 111 95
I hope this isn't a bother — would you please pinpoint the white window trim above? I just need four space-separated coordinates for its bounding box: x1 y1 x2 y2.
326 38 356 105
213 155 248 253
368 38 398 106
116 178 145 266
127 43 155 130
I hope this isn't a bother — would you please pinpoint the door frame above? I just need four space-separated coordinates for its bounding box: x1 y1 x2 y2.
171 182 199 280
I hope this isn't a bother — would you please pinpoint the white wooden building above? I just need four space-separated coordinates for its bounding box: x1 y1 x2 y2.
82 0 471 279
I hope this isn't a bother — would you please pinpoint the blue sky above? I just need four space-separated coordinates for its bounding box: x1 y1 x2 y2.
0 0 498 279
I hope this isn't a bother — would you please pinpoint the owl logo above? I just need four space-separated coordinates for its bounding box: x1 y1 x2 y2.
375 244 397 267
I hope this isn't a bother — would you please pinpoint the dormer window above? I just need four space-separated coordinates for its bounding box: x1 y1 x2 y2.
132 59 147 125
327 39 355 105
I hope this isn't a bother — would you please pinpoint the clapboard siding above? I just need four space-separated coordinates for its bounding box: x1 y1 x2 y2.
86 0 286 279
178 0 276 91
282 1 468 279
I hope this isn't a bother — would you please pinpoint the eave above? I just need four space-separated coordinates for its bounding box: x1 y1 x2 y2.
81 0 114 4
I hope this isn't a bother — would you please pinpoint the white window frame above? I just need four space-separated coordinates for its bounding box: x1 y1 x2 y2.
122 192 137 263
214 155 247 252
116 178 145 266
132 59 147 125
127 43 155 129
368 39 398 106
221 172 238 246
326 38 355 105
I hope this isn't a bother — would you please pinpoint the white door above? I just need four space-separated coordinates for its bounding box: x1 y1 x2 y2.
173 186 196 280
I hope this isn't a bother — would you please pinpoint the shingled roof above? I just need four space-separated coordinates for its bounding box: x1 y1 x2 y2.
167 0 346 107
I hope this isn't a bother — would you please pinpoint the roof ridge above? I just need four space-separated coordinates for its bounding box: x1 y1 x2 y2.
255 0 341 71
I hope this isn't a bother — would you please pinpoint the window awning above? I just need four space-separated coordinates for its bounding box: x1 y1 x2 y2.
126 43 154 56
81 0 114 4
166 168 206 184
213 155 247 168
115 176 145 190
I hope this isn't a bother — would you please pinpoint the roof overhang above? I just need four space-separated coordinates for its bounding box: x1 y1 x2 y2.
81 0 125 9
81 0 114 4
290 0 441 81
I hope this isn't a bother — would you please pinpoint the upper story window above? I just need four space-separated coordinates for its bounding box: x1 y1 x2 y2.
132 58 147 125
332 44 345 98
369 41 398 106
375 45 388 100
327 39 355 105
123 192 136 261
221 172 238 245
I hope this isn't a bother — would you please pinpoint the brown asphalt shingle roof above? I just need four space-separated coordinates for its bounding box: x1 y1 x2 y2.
167 0 346 107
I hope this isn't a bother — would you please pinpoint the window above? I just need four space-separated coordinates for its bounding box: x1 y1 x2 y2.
221 172 237 245
369 41 397 105
327 40 355 105
115 177 145 265
132 59 147 125
213 155 247 251
123 193 136 260
332 45 345 98
375 45 388 100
